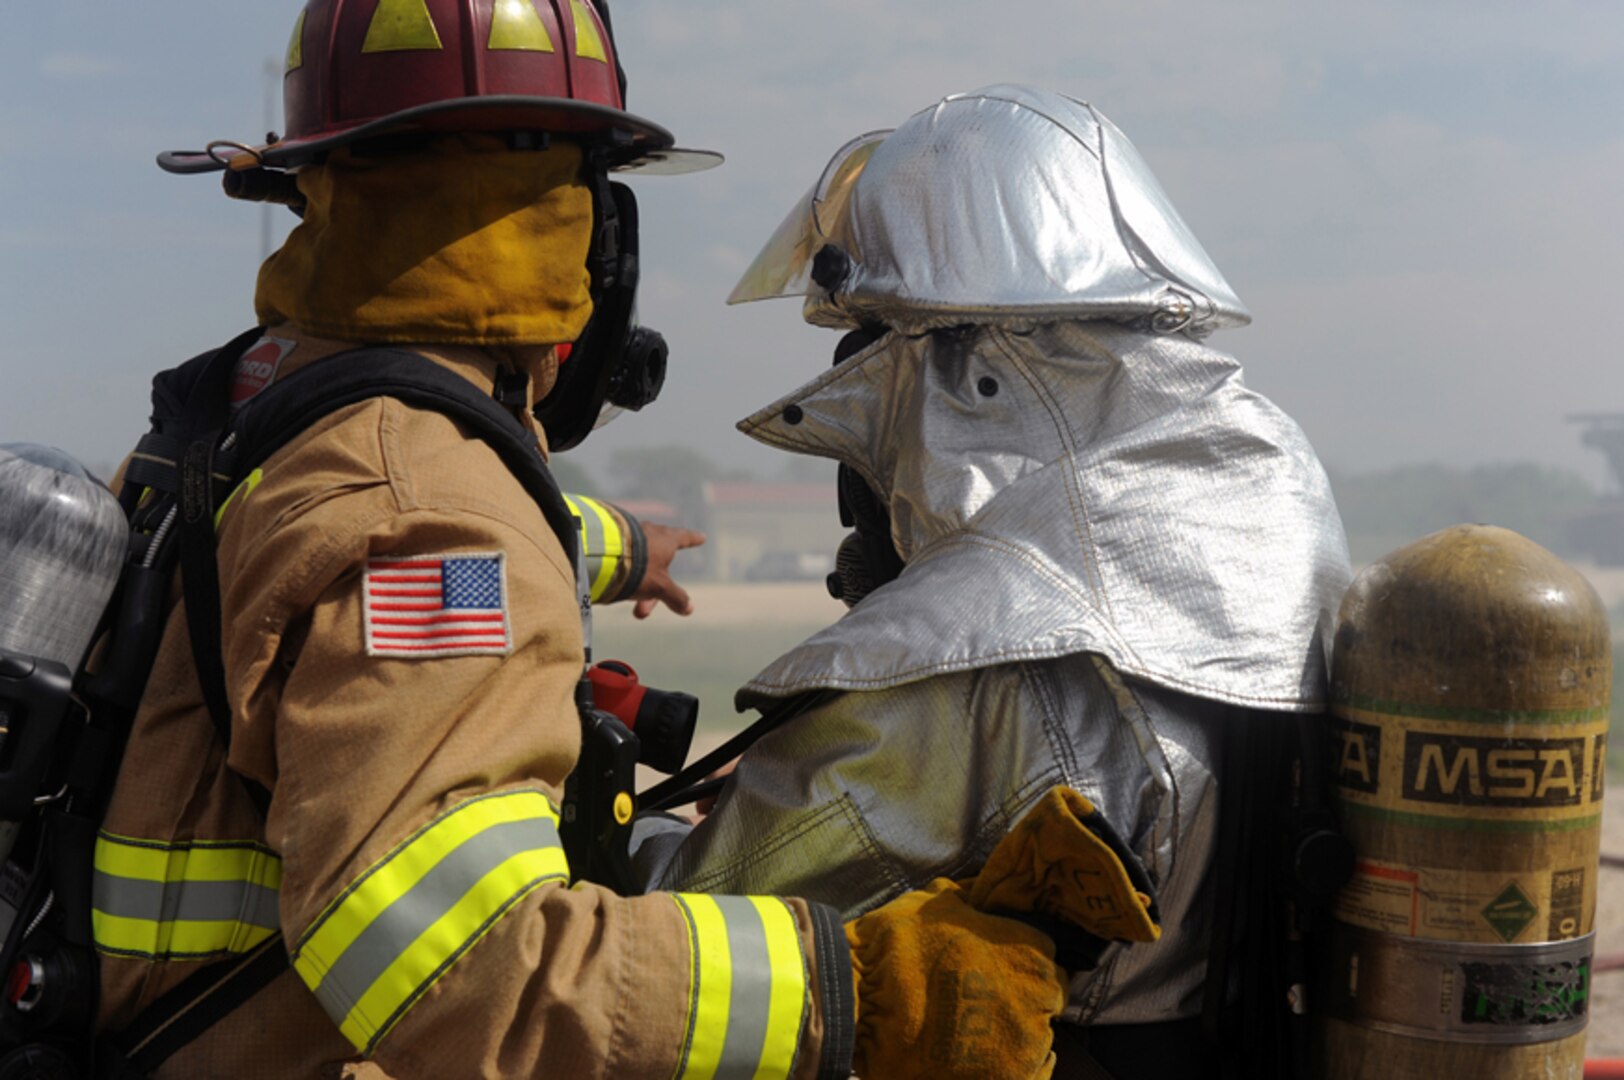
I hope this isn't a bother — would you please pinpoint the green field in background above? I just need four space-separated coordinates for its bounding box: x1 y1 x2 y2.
599 614 1624 772
1613 639 1623 772
592 618 832 735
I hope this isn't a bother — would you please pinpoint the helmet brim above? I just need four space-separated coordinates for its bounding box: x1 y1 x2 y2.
157 95 720 175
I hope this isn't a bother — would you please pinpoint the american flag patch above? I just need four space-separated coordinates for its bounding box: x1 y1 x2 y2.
363 553 513 658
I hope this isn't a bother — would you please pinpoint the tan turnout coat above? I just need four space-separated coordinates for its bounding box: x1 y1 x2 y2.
97 336 839 1079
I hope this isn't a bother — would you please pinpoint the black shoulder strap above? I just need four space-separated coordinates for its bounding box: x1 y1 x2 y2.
110 939 288 1077
114 342 579 1076
172 332 273 815
229 348 578 568
178 346 579 799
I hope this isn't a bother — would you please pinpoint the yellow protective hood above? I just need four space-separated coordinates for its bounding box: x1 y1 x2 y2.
255 136 594 346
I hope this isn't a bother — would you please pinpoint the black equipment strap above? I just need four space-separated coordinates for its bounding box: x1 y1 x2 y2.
228 349 577 568
639 691 834 813
1200 709 1311 1080
114 342 576 1075
174 343 577 803
172 331 273 817
112 939 287 1077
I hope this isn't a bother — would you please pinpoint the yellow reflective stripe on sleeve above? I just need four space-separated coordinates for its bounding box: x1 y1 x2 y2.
92 913 279 958
292 790 568 1055
91 834 283 960
94 833 284 888
564 493 626 603
750 898 807 1080
334 845 559 1051
579 495 624 602
213 468 264 529
564 493 596 575
669 895 809 1080
682 895 734 1078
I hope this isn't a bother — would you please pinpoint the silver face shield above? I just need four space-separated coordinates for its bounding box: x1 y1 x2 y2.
730 85 1250 337
735 323 1350 713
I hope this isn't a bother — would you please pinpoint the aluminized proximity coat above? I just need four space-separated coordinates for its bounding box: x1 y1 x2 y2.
647 323 1349 1023
654 83 1352 1026
651 655 1226 1026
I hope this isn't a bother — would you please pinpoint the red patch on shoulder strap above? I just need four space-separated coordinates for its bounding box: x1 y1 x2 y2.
231 337 297 407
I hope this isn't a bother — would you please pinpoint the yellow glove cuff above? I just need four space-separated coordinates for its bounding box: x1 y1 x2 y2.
970 787 1160 943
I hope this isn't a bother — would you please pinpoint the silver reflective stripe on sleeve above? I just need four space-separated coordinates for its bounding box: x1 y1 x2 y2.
95 876 280 929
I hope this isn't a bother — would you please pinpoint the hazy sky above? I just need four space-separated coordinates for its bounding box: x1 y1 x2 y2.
2 1 1621 490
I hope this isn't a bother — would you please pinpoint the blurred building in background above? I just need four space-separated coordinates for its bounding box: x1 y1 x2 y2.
615 498 679 525
702 482 843 582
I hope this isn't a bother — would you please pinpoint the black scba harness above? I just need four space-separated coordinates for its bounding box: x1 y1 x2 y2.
0 331 642 1078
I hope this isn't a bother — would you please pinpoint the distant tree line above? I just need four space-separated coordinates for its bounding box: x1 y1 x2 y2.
551 447 831 531
559 446 1619 567
1325 462 1604 564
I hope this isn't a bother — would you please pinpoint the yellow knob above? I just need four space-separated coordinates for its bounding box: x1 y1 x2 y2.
613 791 634 826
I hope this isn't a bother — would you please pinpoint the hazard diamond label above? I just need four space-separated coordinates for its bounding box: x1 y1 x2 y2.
1481 882 1538 943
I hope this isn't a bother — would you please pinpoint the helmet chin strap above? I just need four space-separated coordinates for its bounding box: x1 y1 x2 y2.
822 327 905 608
827 464 904 608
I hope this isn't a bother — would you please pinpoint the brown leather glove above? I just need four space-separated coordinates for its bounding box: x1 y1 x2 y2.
969 787 1159 944
845 879 1067 1080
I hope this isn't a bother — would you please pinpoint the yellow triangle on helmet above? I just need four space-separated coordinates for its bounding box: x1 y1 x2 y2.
362 0 445 54
286 9 307 72
569 0 608 63
489 0 555 52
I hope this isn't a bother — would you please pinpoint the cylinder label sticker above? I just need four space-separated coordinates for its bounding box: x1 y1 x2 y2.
1459 956 1589 1028
1335 859 1591 944
1321 923 1593 1042
1548 866 1587 940
1480 882 1538 943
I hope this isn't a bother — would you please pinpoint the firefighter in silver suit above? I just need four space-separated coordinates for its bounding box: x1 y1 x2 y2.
634 85 1353 1075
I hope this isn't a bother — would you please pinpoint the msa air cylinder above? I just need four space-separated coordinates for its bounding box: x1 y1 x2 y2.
1320 525 1609 1078
0 446 126 865
0 445 125 669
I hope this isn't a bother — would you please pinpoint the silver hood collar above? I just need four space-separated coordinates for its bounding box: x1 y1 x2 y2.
736 323 1351 712
729 84 1250 336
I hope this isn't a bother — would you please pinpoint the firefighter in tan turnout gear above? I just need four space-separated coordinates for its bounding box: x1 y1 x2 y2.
83 3 1101 1078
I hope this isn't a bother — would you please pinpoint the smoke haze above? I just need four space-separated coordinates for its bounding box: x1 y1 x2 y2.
1 1 1620 491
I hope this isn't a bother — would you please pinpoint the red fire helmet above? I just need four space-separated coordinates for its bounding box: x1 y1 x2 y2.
159 0 717 176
